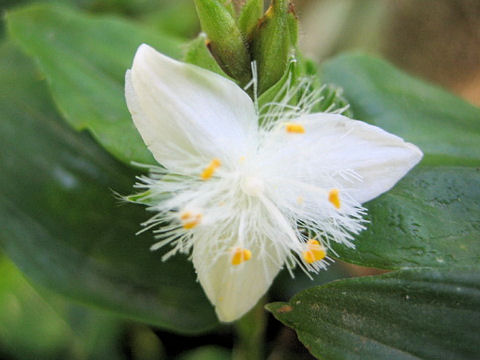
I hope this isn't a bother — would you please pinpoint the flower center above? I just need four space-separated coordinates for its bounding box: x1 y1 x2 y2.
241 176 265 197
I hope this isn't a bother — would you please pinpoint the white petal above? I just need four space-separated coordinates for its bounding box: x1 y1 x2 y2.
192 240 284 322
265 113 423 204
126 44 257 169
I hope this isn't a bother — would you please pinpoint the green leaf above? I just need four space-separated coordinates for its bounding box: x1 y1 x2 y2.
271 262 352 302
6 3 183 165
0 257 125 360
322 54 480 166
267 267 480 360
140 1 199 39
0 257 73 359
322 54 480 270
0 42 217 333
333 166 480 269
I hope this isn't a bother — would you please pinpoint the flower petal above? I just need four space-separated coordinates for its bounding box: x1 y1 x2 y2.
265 113 423 204
126 44 257 169
192 239 284 322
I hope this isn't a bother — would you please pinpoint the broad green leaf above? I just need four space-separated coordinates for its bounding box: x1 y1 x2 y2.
271 262 352 302
322 54 480 270
140 0 199 39
332 166 480 269
322 54 480 166
268 267 480 360
0 258 72 359
0 257 125 360
6 3 183 165
0 42 217 333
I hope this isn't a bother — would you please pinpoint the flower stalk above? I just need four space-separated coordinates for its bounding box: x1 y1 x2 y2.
233 298 267 360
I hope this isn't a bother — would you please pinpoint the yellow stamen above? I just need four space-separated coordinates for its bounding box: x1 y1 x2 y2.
285 123 305 134
296 196 305 205
328 188 341 209
180 212 191 220
302 239 326 264
183 216 201 229
231 247 252 265
180 212 202 229
239 156 246 163
201 158 221 180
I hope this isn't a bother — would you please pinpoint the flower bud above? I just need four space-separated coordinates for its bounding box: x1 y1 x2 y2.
220 0 236 16
251 0 298 94
194 0 252 85
287 2 298 48
238 0 264 39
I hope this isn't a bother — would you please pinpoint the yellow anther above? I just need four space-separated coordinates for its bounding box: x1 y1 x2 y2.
328 188 341 209
231 247 252 266
180 212 191 220
296 196 305 205
201 158 221 180
302 239 326 264
285 123 305 134
180 212 202 229
182 216 202 229
239 156 246 163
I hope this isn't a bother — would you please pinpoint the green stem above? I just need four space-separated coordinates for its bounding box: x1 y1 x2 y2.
232 298 267 360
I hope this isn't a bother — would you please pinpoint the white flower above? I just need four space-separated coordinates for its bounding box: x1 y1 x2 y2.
125 44 423 322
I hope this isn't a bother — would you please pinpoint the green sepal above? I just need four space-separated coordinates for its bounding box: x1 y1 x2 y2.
238 0 264 39
312 83 352 117
123 190 155 205
193 0 251 85
258 56 352 123
251 0 296 94
184 33 230 78
296 56 352 116
258 57 298 116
